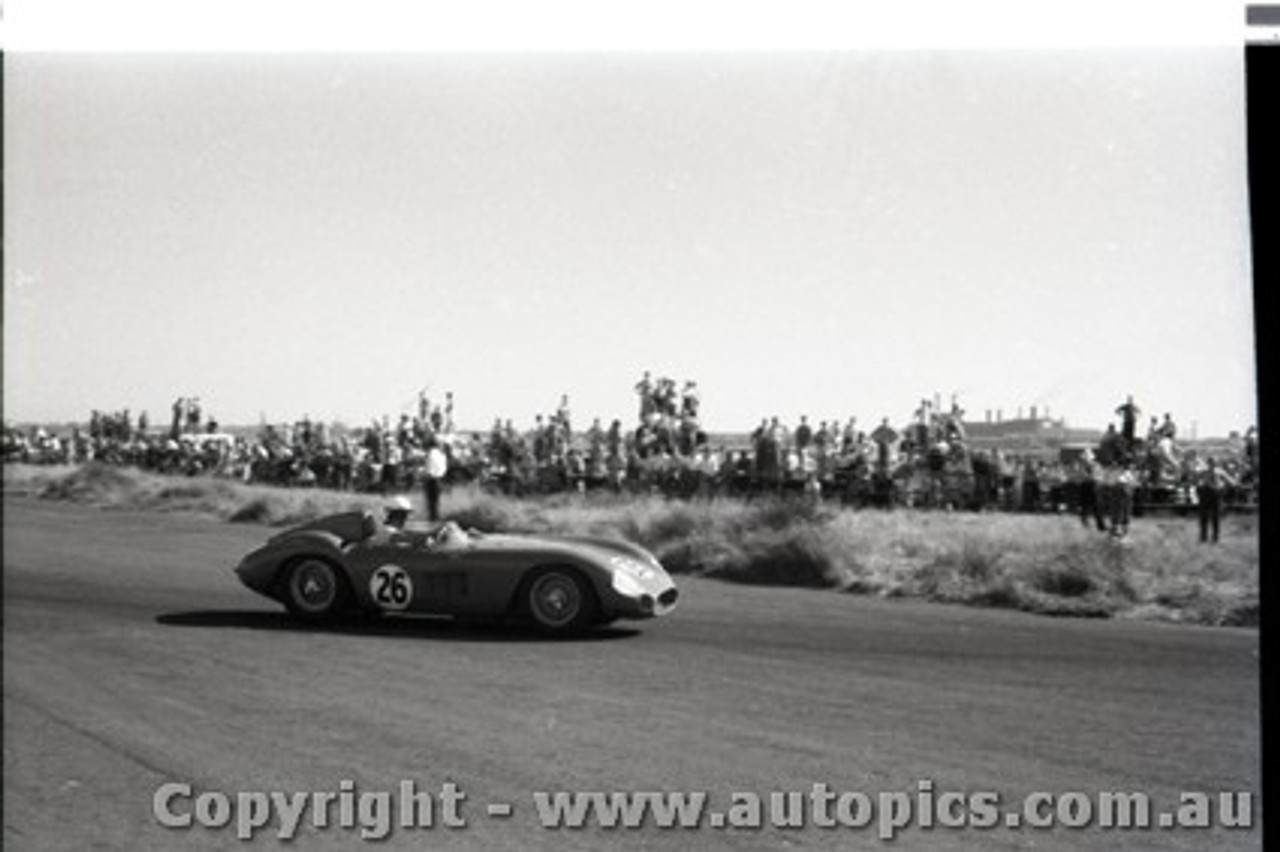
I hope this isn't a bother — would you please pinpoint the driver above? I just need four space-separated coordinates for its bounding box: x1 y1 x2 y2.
364 496 415 546
384 496 412 531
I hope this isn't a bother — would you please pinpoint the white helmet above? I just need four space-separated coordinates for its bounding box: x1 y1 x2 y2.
385 495 412 514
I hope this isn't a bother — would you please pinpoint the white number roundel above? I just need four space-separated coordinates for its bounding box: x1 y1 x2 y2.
370 564 413 611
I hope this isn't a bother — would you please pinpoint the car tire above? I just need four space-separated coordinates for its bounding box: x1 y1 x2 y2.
521 567 597 635
282 557 350 621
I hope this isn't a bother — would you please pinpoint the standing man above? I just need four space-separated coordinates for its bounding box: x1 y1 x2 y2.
1075 450 1108 532
870 417 899 508
681 381 701 421
1097 423 1125 467
423 438 449 522
635 371 654 423
1108 464 1137 538
1243 426 1259 484
841 417 858 454
1022 459 1042 512
555 394 572 439
187 398 203 435
870 417 899 472
586 417 605 458
1195 457 1234 544
794 416 813 452
170 398 184 440
1115 395 1141 453
606 419 623 459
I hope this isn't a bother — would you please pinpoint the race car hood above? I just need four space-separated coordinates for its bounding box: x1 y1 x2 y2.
473 532 664 569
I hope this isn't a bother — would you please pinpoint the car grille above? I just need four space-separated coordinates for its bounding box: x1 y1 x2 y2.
659 588 678 607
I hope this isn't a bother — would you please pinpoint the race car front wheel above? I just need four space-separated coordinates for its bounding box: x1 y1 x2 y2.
283 557 349 621
523 568 597 634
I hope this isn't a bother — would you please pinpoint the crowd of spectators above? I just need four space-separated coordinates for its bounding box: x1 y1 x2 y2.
3 383 1259 523
1064 395 1259 539
2 393 477 495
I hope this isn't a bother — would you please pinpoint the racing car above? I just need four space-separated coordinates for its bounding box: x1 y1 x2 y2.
234 507 679 634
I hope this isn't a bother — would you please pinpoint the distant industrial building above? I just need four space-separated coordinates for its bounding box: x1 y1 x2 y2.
962 405 1101 452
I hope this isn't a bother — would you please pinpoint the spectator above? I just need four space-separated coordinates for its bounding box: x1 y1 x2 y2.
1243 425 1258 479
1022 459 1042 512
1153 431 1178 476
841 417 857 454
1145 416 1161 444
825 420 840 451
1108 464 1137 538
1075 451 1108 532
1115 394 1141 451
756 420 781 493
870 418 899 475
382 440 401 492
942 409 966 444
422 438 448 521
606 448 626 493
488 418 505 455
1097 424 1125 467
187 398 202 434
1195 457 1235 544
681 381 701 420
607 419 623 457
635 371 654 422
555 394 572 437
532 415 549 463
795 416 812 451
677 414 700 457
994 449 1017 511
586 417 605 457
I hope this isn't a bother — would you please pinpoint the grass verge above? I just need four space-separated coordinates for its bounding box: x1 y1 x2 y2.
5 463 1257 627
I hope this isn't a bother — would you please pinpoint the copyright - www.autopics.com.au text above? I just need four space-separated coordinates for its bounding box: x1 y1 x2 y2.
152 779 1255 842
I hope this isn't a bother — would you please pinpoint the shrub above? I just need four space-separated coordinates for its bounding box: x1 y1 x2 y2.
229 498 272 524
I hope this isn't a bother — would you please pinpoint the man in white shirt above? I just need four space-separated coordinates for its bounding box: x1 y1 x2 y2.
423 439 449 521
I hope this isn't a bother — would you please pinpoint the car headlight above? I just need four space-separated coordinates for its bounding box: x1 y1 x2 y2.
611 570 646 598
610 555 657 581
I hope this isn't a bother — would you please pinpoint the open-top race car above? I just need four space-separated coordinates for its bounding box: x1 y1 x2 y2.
234 508 679 634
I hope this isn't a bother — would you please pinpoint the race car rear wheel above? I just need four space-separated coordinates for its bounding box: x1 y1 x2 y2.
522 568 597 634
282 557 349 621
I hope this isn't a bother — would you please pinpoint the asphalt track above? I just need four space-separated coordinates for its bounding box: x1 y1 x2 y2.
4 497 1261 850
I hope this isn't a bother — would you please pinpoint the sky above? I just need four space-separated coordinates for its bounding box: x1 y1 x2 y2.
2 3 1259 438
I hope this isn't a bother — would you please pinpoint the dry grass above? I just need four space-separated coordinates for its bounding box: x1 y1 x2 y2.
5 463 1258 627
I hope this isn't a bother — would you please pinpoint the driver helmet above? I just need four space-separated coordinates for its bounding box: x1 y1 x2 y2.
383 495 412 526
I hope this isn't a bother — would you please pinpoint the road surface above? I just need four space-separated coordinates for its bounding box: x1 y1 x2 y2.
4 498 1261 850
